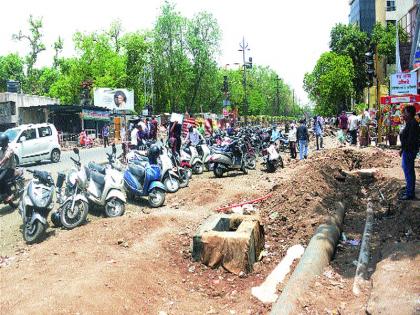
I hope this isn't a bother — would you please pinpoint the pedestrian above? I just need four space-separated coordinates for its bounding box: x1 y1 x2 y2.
151 116 158 140
313 115 324 150
0 134 16 203
338 111 348 135
399 105 420 200
169 120 182 154
288 123 297 159
296 119 309 160
130 124 138 149
102 124 110 148
348 111 359 146
120 124 126 142
136 124 148 149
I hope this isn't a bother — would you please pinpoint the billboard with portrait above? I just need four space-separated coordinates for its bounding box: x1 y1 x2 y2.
94 88 135 112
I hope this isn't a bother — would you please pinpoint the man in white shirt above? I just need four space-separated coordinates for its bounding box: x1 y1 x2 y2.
348 111 359 145
130 125 138 148
288 123 297 159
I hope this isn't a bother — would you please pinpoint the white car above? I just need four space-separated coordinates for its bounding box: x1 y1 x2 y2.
4 123 61 166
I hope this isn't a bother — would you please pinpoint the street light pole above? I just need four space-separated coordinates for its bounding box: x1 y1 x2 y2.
275 75 280 116
239 37 250 121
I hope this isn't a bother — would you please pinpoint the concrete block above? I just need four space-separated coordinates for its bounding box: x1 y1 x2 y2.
192 214 264 274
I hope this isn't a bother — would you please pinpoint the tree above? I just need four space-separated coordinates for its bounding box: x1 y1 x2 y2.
186 11 221 112
12 15 46 92
0 53 25 92
53 36 64 68
153 1 191 112
330 23 369 102
304 52 355 116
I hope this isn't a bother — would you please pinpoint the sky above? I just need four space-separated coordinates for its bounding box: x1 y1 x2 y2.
0 0 349 104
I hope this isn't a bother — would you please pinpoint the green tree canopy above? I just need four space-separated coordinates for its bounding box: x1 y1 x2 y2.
304 52 355 116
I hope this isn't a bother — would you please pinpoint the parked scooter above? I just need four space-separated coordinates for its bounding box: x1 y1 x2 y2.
181 144 204 174
168 150 190 188
209 140 248 177
123 145 166 208
159 146 181 193
18 170 55 243
85 146 126 217
261 142 284 172
0 168 25 208
197 140 212 171
51 148 89 229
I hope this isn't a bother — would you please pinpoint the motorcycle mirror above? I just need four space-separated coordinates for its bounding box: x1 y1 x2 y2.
73 148 80 155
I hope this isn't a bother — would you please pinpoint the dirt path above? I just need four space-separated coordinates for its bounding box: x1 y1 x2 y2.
1 138 418 314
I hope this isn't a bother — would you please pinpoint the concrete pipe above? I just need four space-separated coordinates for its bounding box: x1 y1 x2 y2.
270 202 345 315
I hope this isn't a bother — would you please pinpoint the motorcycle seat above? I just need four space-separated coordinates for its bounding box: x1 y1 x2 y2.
128 164 145 179
91 171 105 186
88 162 106 174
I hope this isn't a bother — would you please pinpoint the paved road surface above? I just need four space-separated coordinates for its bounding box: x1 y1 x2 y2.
24 145 122 179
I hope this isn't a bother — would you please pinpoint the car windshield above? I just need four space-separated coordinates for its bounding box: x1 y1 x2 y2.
4 128 21 142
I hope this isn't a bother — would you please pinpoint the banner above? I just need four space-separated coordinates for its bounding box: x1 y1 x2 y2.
390 72 417 95
94 88 134 112
82 109 110 121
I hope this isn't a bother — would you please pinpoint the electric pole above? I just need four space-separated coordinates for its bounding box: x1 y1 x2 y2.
239 37 252 120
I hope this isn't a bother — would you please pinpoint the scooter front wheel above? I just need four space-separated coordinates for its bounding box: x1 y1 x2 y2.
164 176 180 193
60 199 89 229
105 198 125 217
148 188 165 208
24 220 45 244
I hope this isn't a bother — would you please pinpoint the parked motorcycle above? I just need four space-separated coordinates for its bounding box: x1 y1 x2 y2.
0 168 25 208
261 142 284 172
85 146 126 217
168 150 190 188
51 148 89 229
18 169 55 243
209 140 248 177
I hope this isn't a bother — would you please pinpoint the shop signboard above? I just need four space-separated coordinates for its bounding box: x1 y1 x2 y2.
82 109 110 121
390 72 417 95
94 88 134 112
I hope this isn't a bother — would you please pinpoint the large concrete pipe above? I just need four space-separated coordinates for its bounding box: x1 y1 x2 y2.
270 202 345 315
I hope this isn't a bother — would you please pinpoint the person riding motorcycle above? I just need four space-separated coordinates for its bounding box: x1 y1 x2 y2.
0 134 16 203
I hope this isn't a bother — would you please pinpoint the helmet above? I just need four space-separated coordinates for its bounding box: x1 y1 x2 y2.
147 144 160 164
51 212 62 227
0 133 9 149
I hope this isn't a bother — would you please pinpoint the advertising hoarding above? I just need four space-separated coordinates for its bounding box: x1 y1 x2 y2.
94 88 134 112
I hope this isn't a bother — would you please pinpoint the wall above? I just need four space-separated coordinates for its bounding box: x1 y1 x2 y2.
0 92 59 128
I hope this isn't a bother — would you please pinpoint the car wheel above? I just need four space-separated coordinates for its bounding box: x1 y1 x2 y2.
51 149 61 163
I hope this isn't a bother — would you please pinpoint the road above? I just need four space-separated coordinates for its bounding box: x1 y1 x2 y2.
24 145 122 179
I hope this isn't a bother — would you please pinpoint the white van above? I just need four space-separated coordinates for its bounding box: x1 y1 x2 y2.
4 123 61 166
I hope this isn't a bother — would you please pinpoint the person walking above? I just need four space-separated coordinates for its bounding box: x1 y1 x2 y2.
0 134 16 203
339 111 348 135
348 111 359 146
296 119 309 160
288 123 297 159
136 124 148 149
313 115 324 150
399 105 420 200
102 124 110 148
150 116 158 140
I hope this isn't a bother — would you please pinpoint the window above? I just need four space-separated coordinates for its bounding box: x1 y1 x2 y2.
20 129 37 141
38 126 52 138
387 0 396 11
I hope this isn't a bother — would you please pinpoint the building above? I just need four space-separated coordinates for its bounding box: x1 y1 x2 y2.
349 0 377 33
0 92 60 131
